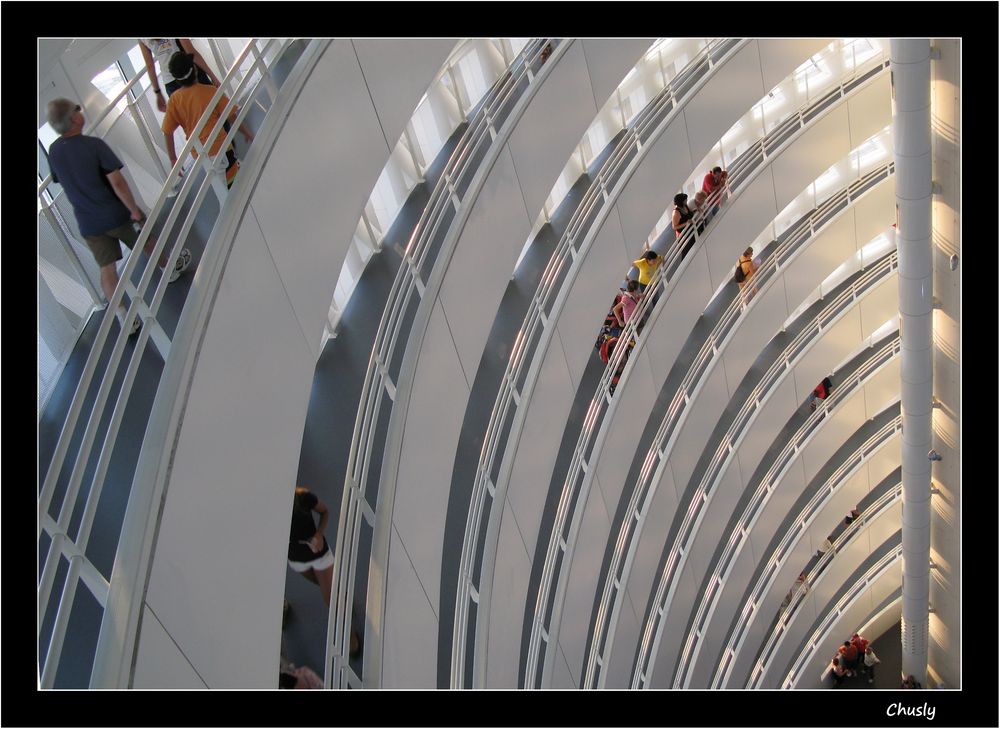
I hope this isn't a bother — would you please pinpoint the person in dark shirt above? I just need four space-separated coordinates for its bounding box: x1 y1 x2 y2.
45 98 190 335
287 487 334 604
287 486 360 657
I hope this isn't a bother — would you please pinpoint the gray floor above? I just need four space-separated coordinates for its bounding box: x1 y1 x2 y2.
280 123 468 678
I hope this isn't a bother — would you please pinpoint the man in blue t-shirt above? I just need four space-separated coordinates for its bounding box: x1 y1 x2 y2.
45 98 191 335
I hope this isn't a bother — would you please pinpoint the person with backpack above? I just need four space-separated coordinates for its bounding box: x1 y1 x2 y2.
734 246 757 301
808 376 834 411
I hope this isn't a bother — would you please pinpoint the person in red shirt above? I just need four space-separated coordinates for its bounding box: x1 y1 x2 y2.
838 640 859 671
702 165 729 212
808 376 834 411
851 633 869 674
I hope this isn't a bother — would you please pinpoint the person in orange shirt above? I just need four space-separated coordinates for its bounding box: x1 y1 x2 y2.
735 246 758 302
161 52 253 188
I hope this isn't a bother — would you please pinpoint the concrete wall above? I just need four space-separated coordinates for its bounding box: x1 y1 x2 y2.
132 39 453 688
927 37 961 690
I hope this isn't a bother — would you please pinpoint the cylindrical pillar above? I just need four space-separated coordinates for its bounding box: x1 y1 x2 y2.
891 38 933 686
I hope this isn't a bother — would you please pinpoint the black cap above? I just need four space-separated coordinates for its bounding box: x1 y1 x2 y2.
168 52 196 81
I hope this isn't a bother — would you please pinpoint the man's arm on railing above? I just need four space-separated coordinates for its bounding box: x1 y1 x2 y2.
179 38 222 88
139 42 167 113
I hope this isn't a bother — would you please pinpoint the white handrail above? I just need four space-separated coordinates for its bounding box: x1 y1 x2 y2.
455 37 745 689
779 538 903 688
674 398 898 688
446 38 748 690
745 461 902 685
634 335 901 688
525 53 891 689
326 38 557 689
713 431 903 688
584 162 894 685
37 38 297 688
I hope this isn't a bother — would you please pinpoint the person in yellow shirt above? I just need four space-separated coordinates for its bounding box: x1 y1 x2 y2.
632 250 660 293
162 52 254 188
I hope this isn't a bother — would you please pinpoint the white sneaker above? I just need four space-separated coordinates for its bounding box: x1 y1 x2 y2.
117 309 142 337
168 248 192 283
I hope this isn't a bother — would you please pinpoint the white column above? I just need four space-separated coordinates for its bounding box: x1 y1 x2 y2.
890 38 932 686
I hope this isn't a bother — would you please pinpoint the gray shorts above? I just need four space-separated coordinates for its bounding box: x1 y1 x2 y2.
83 221 139 268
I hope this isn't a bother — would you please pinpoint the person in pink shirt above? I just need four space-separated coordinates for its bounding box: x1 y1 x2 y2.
613 279 643 328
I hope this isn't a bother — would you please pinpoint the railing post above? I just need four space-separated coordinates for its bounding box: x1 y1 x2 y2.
250 41 279 104
447 64 468 117
207 38 228 85
401 124 427 179
126 96 169 181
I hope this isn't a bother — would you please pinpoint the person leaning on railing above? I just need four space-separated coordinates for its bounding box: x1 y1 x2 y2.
734 246 758 302
671 192 697 260
690 190 710 233
702 165 729 214
161 52 254 189
139 38 222 113
44 98 192 336
631 250 661 294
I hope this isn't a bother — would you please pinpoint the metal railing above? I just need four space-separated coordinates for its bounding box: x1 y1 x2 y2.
744 468 902 688
451 37 747 689
633 333 902 688
712 428 903 688
37 39 296 688
674 410 898 688
326 38 557 690
779 536 903 689
523 54 891 689
584 162 894 685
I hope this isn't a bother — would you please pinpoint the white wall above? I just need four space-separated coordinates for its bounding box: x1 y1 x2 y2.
928 37 961 689
133 39 451 688
517 42 871 688
382 39 645 687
